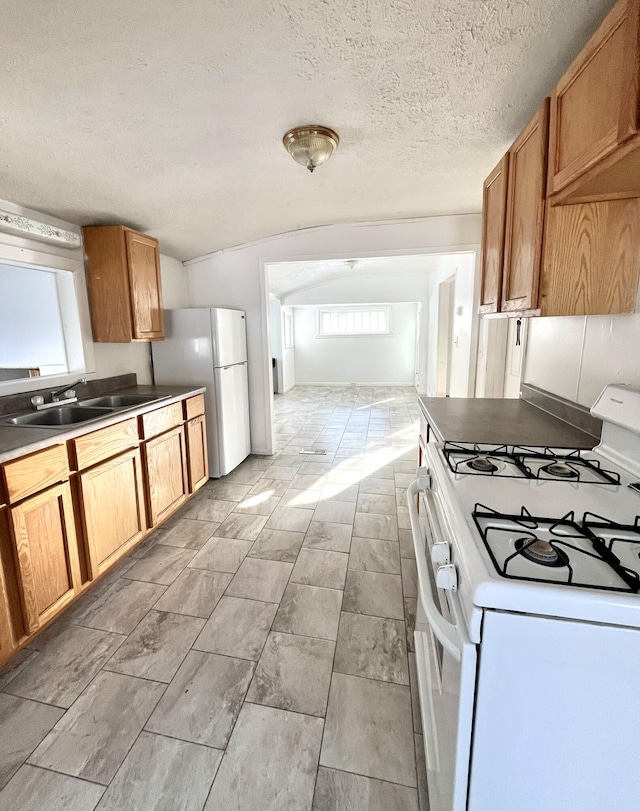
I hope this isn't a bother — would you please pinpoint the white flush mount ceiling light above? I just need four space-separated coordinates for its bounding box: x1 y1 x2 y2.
283 125 339 173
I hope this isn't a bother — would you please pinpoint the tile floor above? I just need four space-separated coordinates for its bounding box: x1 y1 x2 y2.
0 385 429 811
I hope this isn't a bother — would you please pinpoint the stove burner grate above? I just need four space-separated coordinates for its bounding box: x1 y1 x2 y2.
442 442 621 485
472 504 640 592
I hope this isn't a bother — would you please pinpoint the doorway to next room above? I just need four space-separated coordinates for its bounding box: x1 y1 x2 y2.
265 253 477 405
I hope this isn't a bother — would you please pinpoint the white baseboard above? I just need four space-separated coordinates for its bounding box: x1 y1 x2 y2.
250 447 272 456
292 381 413 387
283 382 296 393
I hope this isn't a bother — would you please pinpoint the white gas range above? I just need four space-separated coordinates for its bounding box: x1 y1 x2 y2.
408 384 640 811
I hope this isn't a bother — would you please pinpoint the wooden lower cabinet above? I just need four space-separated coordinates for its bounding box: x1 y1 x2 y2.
186 416 209 493
77 448 147 579
9 482 81 636
144 425 189 526
0 507 23 663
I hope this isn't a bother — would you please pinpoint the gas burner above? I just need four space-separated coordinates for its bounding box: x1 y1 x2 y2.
472 504 640 592
467 457 498 473
541 462 579 479
515 537 570 567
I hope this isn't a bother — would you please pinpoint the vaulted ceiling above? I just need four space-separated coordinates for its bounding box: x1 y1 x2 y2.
1 0 613 261
267 255 444 298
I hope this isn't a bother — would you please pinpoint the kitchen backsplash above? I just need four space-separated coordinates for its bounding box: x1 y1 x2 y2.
524 313 640 408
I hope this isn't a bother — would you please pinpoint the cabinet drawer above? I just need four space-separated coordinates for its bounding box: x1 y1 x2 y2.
2 445 69 504
71 418 139 471
184 394 205 420
140 402 183 440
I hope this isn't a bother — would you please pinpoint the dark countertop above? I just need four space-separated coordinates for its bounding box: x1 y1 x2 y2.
419 397 599 449
0 384 206 464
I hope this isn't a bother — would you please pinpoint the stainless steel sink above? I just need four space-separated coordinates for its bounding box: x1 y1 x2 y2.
5 406 114 427
78 394 159 408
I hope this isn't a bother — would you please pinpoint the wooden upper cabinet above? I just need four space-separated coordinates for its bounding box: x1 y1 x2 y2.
479 155 509 314
548 0 640 203
501 100 550 312
83 225 165 343
539 197 640 316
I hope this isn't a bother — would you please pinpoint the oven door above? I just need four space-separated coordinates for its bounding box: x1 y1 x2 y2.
408 475 477 811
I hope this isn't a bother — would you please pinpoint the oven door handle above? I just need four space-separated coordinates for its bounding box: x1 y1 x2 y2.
407 478 462 662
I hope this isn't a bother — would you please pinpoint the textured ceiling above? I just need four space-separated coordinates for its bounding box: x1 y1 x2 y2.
268 255 444 298
1 0 614 261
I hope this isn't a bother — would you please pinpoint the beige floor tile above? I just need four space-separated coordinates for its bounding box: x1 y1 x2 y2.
0 765 105 811
193 596 278 661
291 549 348 590
204 703 323 811
153 567 232 617
313 766 418 811
334 611 409 685
145 650 254 748
246 631 335 716
265 505 314 533
226 557 293 603
0 695 64 789
30 671 165 785
105 610 205 682
343 570 404 620
349 537 401 574
304 520 352 553
188 536 253 573
248 528 305 562
320 673 416 787
273 583 343 641
96 732 221 811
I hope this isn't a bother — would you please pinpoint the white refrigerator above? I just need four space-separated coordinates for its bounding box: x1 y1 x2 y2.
151 308 251 478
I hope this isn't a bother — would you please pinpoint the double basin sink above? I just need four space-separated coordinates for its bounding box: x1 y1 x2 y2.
4 394 166 430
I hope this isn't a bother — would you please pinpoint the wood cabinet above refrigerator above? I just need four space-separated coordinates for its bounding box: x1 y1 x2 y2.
83 225 164 342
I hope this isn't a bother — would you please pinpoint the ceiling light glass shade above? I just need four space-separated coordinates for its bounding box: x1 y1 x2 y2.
283 126 339 172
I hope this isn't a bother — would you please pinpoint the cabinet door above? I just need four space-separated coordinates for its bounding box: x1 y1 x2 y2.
186 416 209 493
125 230 164 340
144 426 188 527
501 100 549 313
479 155 509 314
9 483 81 635
540 197 640 316
0 507 23 664
548 0 629 196
78 449 147 579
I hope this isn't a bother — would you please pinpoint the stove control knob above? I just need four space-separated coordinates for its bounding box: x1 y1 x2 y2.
436 564 458 592
431 542 450 566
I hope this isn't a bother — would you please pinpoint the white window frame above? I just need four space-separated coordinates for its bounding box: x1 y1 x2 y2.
316 306 391 338
283 311 294 349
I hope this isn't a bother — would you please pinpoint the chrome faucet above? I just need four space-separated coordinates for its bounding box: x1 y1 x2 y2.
51 377 87 402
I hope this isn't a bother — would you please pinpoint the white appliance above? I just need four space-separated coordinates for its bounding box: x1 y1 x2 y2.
408 384 640 811
151 308 251 478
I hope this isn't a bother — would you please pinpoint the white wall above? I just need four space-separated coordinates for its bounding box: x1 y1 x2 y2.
523 313 640 408
424 253 476 397
292 303 417 385
89 253 187 385
186 214 481 454
281 305 296 392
